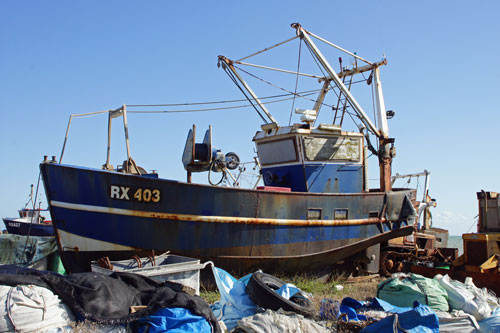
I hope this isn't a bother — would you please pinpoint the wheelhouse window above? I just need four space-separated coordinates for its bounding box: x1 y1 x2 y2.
303 136 361 162
257 138 298 165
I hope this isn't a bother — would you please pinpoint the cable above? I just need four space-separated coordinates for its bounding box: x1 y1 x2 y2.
127 92 319 114
233 64 330 108
127 89 323 108
20 171 42 267
222 64 268 123
208 160 226 186
466 215 479 233
304 42 362 128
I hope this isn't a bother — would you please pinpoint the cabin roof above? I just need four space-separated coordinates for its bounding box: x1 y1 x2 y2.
253 123 364 141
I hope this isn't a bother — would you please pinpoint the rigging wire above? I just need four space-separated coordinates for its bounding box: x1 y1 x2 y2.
237 35 300 62
221 63 268 123
19 171 42 267
288 39 302 126
303 42 363 128
127 90 319 107
466 215 479 233
233 64 332 108
127 92 319 114
128 80 366 109
303 42 377 135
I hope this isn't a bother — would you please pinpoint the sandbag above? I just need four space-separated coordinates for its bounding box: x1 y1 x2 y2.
436 274 490 321
436 310 480 333
237 309 330 333
377 273 449 312
0 284 74 332
463 277 499 313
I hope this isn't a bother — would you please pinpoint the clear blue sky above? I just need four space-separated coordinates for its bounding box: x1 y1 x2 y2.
1 1 499 235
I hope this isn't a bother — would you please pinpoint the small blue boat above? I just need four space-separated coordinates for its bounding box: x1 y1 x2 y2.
41 24 419 273
3 186 54 237
3 209 54 237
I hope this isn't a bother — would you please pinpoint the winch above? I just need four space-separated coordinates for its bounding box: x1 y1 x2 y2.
182 125 240 183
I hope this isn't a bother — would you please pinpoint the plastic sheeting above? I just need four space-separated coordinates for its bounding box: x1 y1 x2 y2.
361 302 439 333
339 298 370 321
210 266 257 330
134 307 212 333
436 274 491 321
377 273 449 312
478 306 500 332
275 283 301 299
210 268 311 330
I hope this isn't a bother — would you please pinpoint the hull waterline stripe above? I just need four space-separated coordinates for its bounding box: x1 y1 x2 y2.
57 229 136 251
50 200 386 226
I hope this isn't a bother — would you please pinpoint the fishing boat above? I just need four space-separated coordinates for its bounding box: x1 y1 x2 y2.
41 23 420 274
3 186 54 237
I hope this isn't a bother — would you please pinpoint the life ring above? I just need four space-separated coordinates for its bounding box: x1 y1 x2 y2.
246 272 315 317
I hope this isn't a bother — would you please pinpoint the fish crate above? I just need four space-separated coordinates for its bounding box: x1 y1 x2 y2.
91 253 210 295
462 233 500 266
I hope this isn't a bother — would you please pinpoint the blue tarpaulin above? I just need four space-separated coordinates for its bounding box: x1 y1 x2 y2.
209 267 307 330
361 301 439 333
134 307 212 333
210 267 257 330
336 297 439 333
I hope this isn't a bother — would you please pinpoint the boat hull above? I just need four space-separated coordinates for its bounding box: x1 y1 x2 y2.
3 218 55 237
41 163 416 273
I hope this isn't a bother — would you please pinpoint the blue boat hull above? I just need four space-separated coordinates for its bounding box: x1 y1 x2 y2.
40 163 416 273
3 218 55 237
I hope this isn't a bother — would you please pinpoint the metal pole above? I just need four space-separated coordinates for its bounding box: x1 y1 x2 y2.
373 67 389 138
234 61 323 79
338 60 387 79
122 104 131 161
291 23 380 137
422 170 430 230
105 111 113 169
219 56 279 126
422 170 430 203
312 80 330 113
59 115 73 163
304 29 373 65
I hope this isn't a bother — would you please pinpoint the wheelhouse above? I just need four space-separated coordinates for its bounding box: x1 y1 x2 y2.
254 124 365 193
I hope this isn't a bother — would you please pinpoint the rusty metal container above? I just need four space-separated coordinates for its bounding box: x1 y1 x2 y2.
477 191 500 232
462 233 500 266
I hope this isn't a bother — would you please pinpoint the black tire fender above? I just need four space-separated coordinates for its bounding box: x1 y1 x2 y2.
246 272 315 317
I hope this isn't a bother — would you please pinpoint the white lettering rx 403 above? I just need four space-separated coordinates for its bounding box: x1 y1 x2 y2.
109 185 160 203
